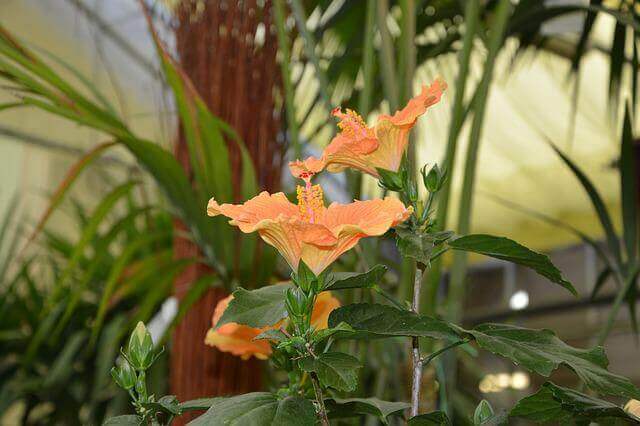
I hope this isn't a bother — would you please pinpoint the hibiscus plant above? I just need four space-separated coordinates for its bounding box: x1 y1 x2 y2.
105 82 640 425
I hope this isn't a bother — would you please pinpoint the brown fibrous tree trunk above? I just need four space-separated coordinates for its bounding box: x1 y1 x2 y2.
170 0 283 423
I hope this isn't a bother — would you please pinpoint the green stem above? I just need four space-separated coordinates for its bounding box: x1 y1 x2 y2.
373 284 407 310
423 0 479 314
273 0 301 159
290 0 332 113
410 266 424 417
376 0 399 111
421 339 469 366
310 372 330 426
596 269 636 345
448 0 512 322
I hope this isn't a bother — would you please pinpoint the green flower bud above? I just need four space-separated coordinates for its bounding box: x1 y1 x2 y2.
127 321 154 370
110 361 136 390
421 164 446 193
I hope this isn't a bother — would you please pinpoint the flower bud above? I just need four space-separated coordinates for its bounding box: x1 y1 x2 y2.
422 164 446 193
127 321 154 370
110 361 136 390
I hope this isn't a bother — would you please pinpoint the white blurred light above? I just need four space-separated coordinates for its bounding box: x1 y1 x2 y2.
509 290 529 310
511 372 530 390
496 373 510 388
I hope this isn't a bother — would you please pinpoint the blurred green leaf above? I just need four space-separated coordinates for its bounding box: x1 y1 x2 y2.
407 411 451 425
620 104 637 264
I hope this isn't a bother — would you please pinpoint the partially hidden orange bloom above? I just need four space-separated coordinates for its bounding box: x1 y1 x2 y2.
294 78 446 178
205 291 341 360
208 184 411 276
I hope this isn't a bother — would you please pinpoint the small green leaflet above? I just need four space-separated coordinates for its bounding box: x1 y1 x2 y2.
216 283 292 328
407 411 451 425
447 234 577 295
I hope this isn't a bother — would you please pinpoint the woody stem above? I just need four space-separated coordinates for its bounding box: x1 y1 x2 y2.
310 372 330 426
410 266 423 417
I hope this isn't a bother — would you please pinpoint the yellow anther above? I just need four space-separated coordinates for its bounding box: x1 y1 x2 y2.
296 184 324 223
333 108 367 138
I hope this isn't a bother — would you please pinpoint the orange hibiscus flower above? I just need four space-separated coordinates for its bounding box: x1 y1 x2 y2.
207 184 411 276
205 291 341 360
310 78 446 178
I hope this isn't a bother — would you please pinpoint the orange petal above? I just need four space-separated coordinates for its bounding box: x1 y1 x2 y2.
299 197 412 273
310 291 341 330
289 156 326 181
322 78 446 177
382 78 447 128
207 191 299 233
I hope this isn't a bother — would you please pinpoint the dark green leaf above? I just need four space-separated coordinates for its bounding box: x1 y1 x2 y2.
407 411 452 425
216 283 293 328
328 303 462 342
376 168 403 191
43 331 87 387
324 265 387 290
620 104 637 263
299 352 361 392
549 142 621 264
254 329 288 343
142 395 181 415
511 382 640 423
448 234 576 295
180 398 223 412
188 393 316 426
311 322 355 343
591 266 612 300
474 400 494 424
102 415 141 426
468 323 640 399
325 397 410 424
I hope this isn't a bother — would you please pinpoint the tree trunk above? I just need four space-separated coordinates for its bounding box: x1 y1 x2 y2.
170 1 283 423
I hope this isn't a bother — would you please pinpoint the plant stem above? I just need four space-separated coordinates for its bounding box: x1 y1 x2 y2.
273 0 301 159
410 266 423 417
596 269 635 345
310 372 330 426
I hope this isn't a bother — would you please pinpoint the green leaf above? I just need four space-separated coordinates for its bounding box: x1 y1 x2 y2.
396 228 453 265
102 415 141 426
43 330 87 387
474 400 494 425
324 265 387 290
548 142 621 264
407 411 452 425
142 395 181 415
510 382 640 424
376 168 404 191
216 283 293 329
468 323 640 399
448 234 576 296
311 322 355 343
254 329 288 343
180 398 223 412
325 397 410 424
299 352 361 392
328 303 462 342
188 393 316 426
620 104 637 263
